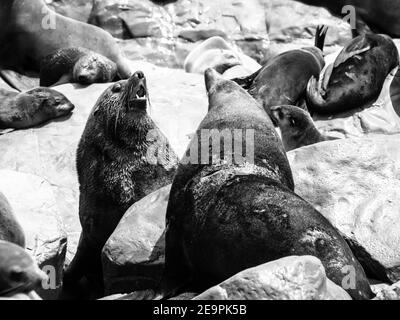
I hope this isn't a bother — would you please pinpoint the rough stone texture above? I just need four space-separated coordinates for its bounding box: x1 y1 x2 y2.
372 282 400 300
102 185 170 295
194 256 351 300
287 135 400 283
0 61 208 265
89 0 269 65
0 170 67 300
46 0 94 22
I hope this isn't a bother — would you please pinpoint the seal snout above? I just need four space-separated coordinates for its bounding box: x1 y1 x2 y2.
270 106 283 126
127 71 148 111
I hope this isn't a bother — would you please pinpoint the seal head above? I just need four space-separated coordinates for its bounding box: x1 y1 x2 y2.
0 241 47 297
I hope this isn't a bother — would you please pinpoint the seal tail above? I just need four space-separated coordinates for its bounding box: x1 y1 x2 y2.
315 25 329 52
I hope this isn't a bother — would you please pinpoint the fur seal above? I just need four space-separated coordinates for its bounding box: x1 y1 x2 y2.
40 47 118 87
295 0 400 37
0 88 75 132
0 192 25 248
163 68 373 300
64 71 179 295
307 33 399 115
232 26 328 116
270 105 338 152
0 240 47 298
0 0 131 90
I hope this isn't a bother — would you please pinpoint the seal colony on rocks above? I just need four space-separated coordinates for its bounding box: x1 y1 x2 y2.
40 47 118 87
232 26 328 116
307 33 400 115
270 105 338 152
0 192 25 248
0 0 131 90
0 88 75 133
162 68 373 300
64 71 179 297
0 240 47 298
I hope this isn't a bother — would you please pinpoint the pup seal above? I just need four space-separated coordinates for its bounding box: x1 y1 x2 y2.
0 192 25 248
40 47 118 87
271 105 338 152
232 26 328 116
0 0 131 90
307 33 399 115
294 0 400 37
64 71 179 295
0 240 47 298
163 68 373 300
0 88 75 132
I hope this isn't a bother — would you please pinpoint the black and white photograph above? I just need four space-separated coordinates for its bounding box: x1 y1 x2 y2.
0 0 400 308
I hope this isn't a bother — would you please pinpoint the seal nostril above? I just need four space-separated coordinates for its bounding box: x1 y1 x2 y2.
134 71 144 79
78 75 88 84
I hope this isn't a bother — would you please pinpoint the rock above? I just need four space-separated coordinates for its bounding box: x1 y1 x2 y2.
287 135 400 283
372 282 400 300
0 170 67 300
89 0 269 65
194 256 352 300
102 185 170 295
46 0 94 22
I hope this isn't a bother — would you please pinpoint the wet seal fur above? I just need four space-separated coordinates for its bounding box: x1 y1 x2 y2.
232 26 328 116
64 71 179 296
0 88 75 133
307 33 400 115
0 240 47 298
40 47 118 87
0 192 25 248
163 68 373 300
0 0 131 90
271 105 338 152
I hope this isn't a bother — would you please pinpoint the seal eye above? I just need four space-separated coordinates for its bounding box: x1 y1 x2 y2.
10 269 24 282
112 83 122 93
289 117 296 126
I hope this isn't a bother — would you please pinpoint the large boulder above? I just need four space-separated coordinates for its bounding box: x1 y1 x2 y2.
287 135 400 283
194 256 351 300
46 0 94 22
0 170 67 300
102 185 170 295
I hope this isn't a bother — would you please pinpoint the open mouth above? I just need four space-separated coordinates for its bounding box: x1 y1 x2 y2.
128 84 148 111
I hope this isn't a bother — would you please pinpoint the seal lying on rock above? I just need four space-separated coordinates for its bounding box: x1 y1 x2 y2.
40 47 118 87
232 26 328 116
0 0 131 90
0 88 75 133
163 68 373 300
270 105 338 152
64 71 179 296
0 240 47 298
307 33 399 115
0 192 25 248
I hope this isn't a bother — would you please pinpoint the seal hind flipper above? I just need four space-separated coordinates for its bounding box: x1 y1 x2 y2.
315 25 329 51
231 67 263 91
0 70 22 92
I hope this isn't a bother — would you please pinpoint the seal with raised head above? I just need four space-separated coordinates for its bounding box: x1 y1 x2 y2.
0 240 47 298
0 88 75 133
232 26 328 116
270 105 338 152
307 33 399 115
294 0 400 38
0 0 131 90
163 68 373 300
0 192 25 248
40 47 118 87
64 71 179 295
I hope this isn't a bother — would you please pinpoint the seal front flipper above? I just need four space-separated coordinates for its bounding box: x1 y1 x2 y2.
333 36 372 69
